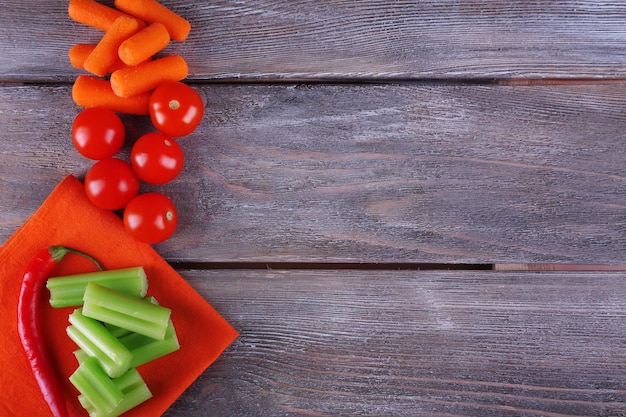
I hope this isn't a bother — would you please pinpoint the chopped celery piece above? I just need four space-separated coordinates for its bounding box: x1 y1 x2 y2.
68 309 132 378
120 319 180 368
77 368 153 417
83 282 171 340
47 266 148 308
69 356 123 416
104 296 159 338
74 348 89 363
104 323 132 339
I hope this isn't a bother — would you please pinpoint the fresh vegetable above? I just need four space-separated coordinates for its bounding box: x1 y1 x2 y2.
82 282 172 340
67 308 133 378
110 54 188 98
69 44 96 69
119 317 180 368
77 366 153 417
17 246 102 417
84 15 142 77
123 192 178 244
72 107 125 160
118 22 170 67
130 132 184 184
84 157 140 210
70 44 137 72
68 0 144 32
47 266 148 308
87 298 180 369
69 356 125 416
114 0 191 42
53 272 178 415
149 81 204 137
73 75 151 115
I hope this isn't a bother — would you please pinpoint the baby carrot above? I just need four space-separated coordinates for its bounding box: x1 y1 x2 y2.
84 15 141 77
68 0 144 32
114 0 191 42
69 44 130 72
110 55 188 98
118 22 170 67
69 44 95 69
72 75 151 115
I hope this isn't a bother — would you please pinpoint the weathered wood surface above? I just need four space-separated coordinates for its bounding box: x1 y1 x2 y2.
1 83 625 264
2 1 626 82
2 1 626 416
164 269 626 417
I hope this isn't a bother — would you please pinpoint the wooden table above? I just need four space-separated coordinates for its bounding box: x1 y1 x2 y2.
2 1 626 416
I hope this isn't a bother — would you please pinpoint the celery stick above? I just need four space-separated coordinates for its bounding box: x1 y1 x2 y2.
68 309 132 378
47 266 148 308
104 323 132 339
73 348 89 363
69 356 123 416
83 283 171 340
78 368 153 417
120 319 180 368
104 296 159 338
77 394 97 417
107 368 153 417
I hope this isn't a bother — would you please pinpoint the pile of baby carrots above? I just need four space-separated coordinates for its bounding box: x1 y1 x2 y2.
68 0 191 115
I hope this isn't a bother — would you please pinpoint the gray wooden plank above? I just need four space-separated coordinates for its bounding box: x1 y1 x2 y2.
1 82 625 264
2 1 626 81
164 269 626 416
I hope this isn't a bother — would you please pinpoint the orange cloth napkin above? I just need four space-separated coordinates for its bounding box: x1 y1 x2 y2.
0 175 238 417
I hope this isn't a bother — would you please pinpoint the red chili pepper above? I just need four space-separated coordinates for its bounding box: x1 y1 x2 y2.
17 246 101 417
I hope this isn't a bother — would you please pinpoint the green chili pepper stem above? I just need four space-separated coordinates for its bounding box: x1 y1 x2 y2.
49 246 103 271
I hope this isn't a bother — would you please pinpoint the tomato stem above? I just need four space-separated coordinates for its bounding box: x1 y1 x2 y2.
168 99 180 110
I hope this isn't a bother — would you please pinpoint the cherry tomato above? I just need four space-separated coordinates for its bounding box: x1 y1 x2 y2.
72 107 125 160
84 158 140 210
149 81 204 137
130 132 184 184
123 192 178 244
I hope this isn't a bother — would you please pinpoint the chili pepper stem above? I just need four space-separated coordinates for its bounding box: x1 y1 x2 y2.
49 245 103 270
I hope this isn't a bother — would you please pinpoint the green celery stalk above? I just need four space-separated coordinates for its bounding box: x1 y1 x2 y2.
104 323 132 339
120 319 180 368
67 308 133 378
82 282 171 340
104 296 158 338
73 348 88 363
69 356 124 416
47 266 148 308
77 367 153 417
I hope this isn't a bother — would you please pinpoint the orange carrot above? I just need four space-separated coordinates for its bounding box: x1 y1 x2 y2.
83 15 141 77
68 0 144 32
110 54 188 98
68 44 95 69
114 0 191 42
72 75 151 115
69 44 130 72
118 22 170 66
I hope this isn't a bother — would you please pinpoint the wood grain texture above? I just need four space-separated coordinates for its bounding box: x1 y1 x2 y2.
163 269 626 416
1 83 625 264
2 2 626 416
2 1 626 81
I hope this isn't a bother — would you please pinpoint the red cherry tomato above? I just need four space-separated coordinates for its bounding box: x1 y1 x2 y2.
130 132 184 184
123 193 178 244
84 158 140 210
149 81 204 137
72 107 125 160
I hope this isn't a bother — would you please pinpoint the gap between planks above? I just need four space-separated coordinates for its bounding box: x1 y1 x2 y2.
169 262 626 272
